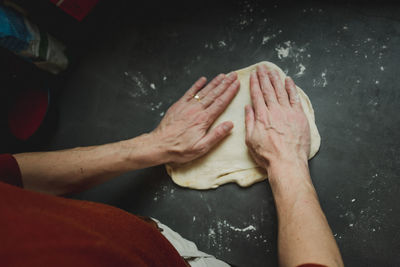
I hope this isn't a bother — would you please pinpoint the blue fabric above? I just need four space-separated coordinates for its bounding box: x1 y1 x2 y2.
0 5 32 52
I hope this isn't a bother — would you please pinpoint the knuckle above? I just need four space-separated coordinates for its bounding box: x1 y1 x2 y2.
214 127 226 138
195 143 207 153
196 112 207 122
208 90 219 100
277 93 287 101
198 111 213 125
214 97 226 108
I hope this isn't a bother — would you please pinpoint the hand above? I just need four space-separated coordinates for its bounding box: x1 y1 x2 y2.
153 73 240 164
245 65 311 171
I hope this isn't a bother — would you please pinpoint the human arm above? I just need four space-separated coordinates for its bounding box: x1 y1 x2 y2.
14 72 240 195
244 65 343 267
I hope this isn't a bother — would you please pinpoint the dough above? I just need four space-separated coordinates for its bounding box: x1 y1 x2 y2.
166 61 321 190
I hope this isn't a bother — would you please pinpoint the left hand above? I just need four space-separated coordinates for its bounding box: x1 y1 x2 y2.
152 72 240 164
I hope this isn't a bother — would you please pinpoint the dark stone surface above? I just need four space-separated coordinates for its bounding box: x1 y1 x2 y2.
9 0 400 266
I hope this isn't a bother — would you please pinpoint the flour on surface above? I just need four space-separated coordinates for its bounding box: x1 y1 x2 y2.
295 63 306 77
262 36 272 45
218 40 227 48
275 41 291 59
150 101 162 111
204 43 214 49
124 71 154 97
312 70 328 88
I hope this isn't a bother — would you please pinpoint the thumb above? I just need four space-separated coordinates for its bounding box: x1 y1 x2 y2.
196 121 233 152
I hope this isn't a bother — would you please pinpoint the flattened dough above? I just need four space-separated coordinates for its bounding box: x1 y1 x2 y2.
166 61 321 190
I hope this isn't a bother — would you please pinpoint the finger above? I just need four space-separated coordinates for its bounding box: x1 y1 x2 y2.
206 79 240 122
183 77 207 101
268 70 290 107
201 72 238 107
285 77 302 108
196 121 233 153
196 73 225 99
250 71 268 119
257 65 278 106
245 105 255 138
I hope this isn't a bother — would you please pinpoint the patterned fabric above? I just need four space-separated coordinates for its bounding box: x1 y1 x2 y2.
0 6 31 52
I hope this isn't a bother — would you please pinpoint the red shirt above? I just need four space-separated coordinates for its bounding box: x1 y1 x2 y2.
0 154 186 267
0 154 328 267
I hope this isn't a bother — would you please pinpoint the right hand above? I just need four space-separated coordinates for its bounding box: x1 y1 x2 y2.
152 72 240 164
244 65 311 171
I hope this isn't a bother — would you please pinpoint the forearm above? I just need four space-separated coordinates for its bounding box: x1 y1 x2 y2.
268 160 343 267
14 133 168 195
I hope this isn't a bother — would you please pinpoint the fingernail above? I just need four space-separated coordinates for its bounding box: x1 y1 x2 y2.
223 123 232 131
228 72 236 78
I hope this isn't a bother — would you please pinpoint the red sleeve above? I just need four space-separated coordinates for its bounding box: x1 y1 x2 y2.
0 154 23 187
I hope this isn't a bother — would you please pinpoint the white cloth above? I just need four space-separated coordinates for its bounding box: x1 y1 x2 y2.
153 218 230 267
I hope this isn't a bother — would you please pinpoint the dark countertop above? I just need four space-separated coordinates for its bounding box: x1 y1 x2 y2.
32 1 400 266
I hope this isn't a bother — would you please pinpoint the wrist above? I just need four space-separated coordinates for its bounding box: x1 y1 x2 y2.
266 158 313 196
122 132 170 169
267 156 309 177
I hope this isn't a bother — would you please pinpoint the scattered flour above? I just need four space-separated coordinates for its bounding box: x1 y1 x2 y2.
208 228 216 238
229 225 256 232
204 43 214 49
124 71 157 97
217 220 256 233
321 71 328 87
218 41 227 48
262 36 272 45
295 63 306 77
313 70 328 88
150 101 163 111
275 41 291 59
275 41 308 63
